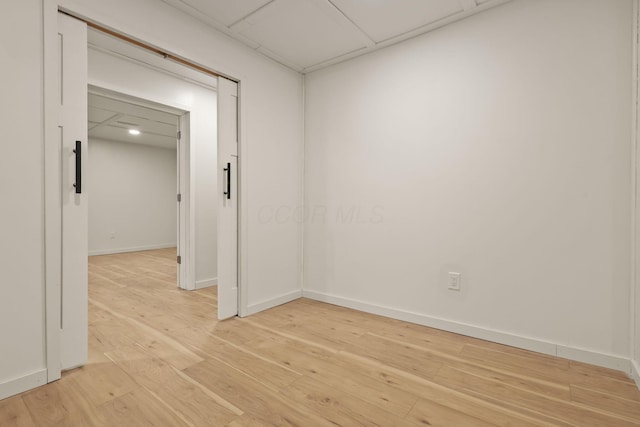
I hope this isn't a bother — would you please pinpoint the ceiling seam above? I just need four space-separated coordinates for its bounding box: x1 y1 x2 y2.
228 0 277 29
324 0 375 47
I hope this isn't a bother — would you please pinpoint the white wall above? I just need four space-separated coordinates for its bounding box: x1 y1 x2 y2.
194 119 218 287
88 138 177 255
71 0 304 307
304 0 633 367
0 0 48 398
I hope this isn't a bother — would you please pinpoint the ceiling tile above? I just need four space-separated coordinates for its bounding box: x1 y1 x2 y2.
174 0 273 26
328 0 464 43
115 115 178 138
88 94 178 126
89 94 178 149
89 106 117 124
235 0 368 69
92 126 177 149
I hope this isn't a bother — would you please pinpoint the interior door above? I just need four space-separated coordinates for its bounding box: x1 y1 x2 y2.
217 77 239 319
176 118 183 287
58 13 88 370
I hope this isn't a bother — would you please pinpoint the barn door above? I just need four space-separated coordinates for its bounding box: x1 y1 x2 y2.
217 77 238 319
58 12 88 370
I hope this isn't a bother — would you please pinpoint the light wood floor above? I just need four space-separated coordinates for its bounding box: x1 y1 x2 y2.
2 248 640 426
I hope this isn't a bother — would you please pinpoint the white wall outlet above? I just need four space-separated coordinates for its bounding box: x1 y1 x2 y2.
448 272 461 291
110 231 116 240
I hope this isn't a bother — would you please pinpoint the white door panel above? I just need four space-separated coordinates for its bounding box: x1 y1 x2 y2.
58 13 88 370
218 77 238 319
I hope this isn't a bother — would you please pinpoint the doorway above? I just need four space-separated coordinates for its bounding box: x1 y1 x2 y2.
46 12 240 380
87 92 181 265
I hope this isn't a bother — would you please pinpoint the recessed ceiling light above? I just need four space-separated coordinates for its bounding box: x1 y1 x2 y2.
129 129 141 135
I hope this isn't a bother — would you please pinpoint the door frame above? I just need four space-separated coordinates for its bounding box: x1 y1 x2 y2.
87 86 194 291
43 3 246 382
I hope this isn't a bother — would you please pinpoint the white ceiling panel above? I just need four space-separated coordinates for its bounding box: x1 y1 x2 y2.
235 0 369 69
169 0 273 26
164 0 512 72
330 0 464 43
91 125 178 150
88 106 116 124
88 94 178 126
88 94 178 149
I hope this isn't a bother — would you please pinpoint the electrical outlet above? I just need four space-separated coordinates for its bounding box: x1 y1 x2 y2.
110 231 116 240
448 272 461 291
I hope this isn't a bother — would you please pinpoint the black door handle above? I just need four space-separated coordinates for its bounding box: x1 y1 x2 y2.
223 162 231 200
73 140 82 194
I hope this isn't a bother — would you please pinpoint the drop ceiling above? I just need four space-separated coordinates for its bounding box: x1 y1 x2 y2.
160 0 512 72
89 93 179 149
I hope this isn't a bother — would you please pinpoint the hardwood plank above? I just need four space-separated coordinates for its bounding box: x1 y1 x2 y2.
89 318 142 352
91 298 204 370
571 385 640 420
569 366 640 402
362 332 572 400
22 381 108 427
168 326 302 389
282 375 406 426
249 335 419 417
460 343 571 382
434 365 640 427
135 336 204 370
144 368 240 426
402 399 497 427
224 414 278 426
0 396 36 427
570 360 636 384
56 376 110 426
344 332 443 380
65 361 139 407
105 344 243 422
337 350 563 426
97 388 189 427
183 359 334 426
104 344 174 384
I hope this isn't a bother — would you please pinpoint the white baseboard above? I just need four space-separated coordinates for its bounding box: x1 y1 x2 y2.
302 290 631 374
0 369 47 400
243 290 303 317
195 278 217 289
557 345 631 373
632 359 640 387
88 243 176 256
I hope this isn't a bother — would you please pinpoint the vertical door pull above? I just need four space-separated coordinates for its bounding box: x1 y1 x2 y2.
73 140 82 194
223 162 231 199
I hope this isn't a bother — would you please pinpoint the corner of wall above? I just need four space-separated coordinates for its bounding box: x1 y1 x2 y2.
299 72 307 295
633 359 640 388
632 0 640 383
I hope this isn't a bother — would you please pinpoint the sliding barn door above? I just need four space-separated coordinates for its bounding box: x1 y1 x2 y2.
217 77 238 320
58 13 88 370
